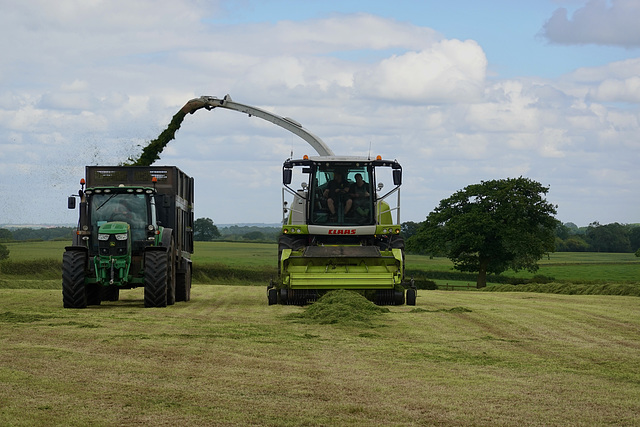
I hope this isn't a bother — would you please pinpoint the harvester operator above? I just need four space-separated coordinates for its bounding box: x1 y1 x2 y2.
323 170 352 220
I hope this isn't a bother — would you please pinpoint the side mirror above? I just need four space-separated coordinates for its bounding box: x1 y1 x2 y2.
393 169 402 186
68 196 76 209
283 169 292 185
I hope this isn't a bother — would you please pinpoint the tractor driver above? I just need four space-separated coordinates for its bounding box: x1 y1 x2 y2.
323 170 352 220
111 203 134 223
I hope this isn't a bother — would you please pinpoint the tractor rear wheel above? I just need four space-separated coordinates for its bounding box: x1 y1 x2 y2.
166 239 176 306
144 251 168 308
62 250 87 309
175 263 192 302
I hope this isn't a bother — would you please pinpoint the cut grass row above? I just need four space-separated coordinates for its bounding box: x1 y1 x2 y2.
1 286 639 426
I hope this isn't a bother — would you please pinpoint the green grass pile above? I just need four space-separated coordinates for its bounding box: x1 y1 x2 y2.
291 289 390 326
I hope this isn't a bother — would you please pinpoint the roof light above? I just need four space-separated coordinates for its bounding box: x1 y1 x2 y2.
376 155 382 160
303 155 309 160
80 178 85 185
152 176 158 183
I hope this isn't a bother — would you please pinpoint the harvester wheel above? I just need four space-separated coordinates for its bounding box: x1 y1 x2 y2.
279 287 289 305
267 288 278 305
144 251 168 308
406 288 417 306
62 250 87 309
175 263 191 302
394 289 405 305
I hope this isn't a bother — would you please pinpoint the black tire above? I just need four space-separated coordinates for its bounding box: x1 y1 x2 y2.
279 287 289 305
175 263 192 302
394 289 405 306
406 288 417 306
267 288 278 305
166 239 176 306
62 250 87 309
144 251 168 308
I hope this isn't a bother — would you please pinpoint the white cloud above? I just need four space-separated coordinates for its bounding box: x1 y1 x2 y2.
542 0 640 47
355 39 487 103
588 76 640 103
0 3 639 227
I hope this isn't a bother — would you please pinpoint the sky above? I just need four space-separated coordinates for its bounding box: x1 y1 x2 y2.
1 0 639 227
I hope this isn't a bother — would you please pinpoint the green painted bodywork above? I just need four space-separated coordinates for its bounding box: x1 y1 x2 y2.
94 222 133 286
280 246 403 290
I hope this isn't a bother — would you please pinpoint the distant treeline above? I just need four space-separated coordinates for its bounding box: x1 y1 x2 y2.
0 227 74 242
555 222 640 253
218 225 281 242
0 225 282 243
402 221 640 254
3 220 640 253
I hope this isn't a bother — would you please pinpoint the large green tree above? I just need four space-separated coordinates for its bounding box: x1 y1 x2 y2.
194 217 221 241
407 177 558 288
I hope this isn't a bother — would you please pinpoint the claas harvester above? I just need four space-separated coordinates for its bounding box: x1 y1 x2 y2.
268 155 417 306
63 166 194 308
177 95 416 306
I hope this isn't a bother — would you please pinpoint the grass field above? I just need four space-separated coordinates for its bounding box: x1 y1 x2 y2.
1 241 640 425
1 286 639 426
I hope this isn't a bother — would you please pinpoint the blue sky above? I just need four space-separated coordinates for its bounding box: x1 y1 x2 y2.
1 0 639 226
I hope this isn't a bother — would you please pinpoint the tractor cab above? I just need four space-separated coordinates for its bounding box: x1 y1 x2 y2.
84 187 159 254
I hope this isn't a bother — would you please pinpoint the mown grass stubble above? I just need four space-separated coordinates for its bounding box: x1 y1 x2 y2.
1 285 639 426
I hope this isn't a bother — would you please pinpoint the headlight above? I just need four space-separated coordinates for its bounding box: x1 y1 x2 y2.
115 233 128 241
98 234 109 241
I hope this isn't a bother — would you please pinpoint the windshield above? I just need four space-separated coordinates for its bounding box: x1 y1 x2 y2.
310 165 374 225
90 192 150 243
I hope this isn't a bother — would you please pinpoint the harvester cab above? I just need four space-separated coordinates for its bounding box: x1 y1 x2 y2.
270 155 416 306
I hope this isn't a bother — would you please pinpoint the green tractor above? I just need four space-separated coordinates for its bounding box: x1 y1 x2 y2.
268 155 416 306
63 166 194 308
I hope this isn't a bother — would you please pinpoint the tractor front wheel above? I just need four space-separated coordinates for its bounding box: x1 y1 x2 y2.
144 251 168 308
62 250 87 309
